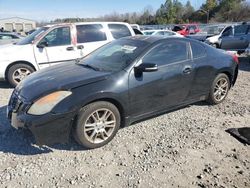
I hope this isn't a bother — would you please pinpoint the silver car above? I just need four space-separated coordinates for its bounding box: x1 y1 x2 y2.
0 33 23 45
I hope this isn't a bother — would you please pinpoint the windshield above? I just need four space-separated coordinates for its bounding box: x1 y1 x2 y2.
17 27 49 45
78 38 150 72
172 26 185 32
200 25 225 35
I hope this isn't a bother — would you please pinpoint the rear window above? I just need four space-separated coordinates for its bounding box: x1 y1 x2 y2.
76 24 107 43
108 24 132 39
191 42 206 59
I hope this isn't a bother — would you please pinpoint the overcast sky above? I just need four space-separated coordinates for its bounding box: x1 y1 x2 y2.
0 0 206 21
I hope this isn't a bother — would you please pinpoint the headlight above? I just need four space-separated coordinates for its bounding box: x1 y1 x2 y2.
28 91 72 115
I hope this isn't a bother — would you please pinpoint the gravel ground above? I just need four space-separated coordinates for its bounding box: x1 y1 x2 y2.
0 58 250 188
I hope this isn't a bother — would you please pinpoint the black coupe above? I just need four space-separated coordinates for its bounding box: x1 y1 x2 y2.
8 36 239 149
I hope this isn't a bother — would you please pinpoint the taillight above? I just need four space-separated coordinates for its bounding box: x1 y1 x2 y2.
227 51 239 64
232 54 239 64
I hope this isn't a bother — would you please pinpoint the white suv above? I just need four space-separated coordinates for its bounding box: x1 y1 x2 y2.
0 22 135 86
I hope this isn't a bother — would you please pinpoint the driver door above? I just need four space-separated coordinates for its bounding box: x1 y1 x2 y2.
35 26 78 67
128 40 195 118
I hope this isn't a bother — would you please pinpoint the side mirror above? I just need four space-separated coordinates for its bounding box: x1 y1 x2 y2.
37 41 48 48
134 63 158 75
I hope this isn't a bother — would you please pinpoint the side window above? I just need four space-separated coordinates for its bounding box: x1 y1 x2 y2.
234 25 248 35
76 24 107 43
222 27 233 37
191 42 206 59
0 35 12 39
142 41 188 66
108 24 132 39
41 27 71 47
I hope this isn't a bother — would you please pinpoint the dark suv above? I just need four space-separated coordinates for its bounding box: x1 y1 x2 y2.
219 23 250 53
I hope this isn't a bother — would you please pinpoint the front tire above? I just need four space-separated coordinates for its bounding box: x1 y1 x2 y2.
74 101 121 149
207 73 230 105
7 63 35 87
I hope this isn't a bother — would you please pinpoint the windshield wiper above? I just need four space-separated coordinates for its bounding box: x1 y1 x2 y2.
76 63 101 71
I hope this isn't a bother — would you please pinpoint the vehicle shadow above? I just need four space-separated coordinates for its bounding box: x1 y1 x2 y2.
239 56 250 72
0 81 12 89
0 105 83 155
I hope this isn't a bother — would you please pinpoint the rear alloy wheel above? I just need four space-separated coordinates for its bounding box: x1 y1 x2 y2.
207 73 230 104
74 101 120 149
7 63 35 87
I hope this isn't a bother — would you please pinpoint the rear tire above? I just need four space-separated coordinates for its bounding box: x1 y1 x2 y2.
74 101 120 149
206 73 230 105
7 63 35 87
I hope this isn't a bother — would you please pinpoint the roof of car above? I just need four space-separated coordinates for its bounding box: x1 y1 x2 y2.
124 35 186 44
45 22 131 27
142 29 174 33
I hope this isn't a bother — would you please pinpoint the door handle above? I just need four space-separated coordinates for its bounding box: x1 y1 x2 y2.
183 67 192 74
77 45 84 49
66 46 74 51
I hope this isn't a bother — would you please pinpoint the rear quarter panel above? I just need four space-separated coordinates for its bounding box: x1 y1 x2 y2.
207 46 237 84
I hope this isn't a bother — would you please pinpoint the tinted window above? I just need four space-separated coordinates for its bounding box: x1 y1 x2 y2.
191 42 206 58
76 24 107 43
142 41 188 66
234 25 248 35
108 24 131 39
133 28 143 35
222 26 233 36
40 27 71 47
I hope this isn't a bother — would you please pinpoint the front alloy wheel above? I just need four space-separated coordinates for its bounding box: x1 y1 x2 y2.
84 109 116 144
74 101 120 149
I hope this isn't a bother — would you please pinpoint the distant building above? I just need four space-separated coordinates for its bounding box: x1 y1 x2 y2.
0 17 36 32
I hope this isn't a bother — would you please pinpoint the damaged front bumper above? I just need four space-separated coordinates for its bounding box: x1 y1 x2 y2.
7 92 76 146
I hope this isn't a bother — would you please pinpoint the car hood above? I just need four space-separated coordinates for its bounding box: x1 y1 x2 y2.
0 43 31 60
16 61 112 101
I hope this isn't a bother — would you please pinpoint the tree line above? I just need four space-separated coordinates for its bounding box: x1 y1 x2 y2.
52 0 250 25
